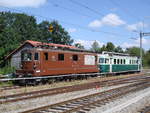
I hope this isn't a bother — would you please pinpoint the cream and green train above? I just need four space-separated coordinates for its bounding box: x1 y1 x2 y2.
98 52 141 74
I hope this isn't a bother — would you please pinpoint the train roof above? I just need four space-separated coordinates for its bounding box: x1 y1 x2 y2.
99 51 139 58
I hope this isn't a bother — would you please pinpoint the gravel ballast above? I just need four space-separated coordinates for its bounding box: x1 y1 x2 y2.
0 84 130 113
89 87 150 113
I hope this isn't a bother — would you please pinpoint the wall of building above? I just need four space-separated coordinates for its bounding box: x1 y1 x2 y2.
11 44 33 69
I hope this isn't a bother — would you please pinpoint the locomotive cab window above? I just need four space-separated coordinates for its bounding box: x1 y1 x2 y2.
58 54 64 61
21 52 32 61
73 55 78 61
34 53 39 60
44 52 48 60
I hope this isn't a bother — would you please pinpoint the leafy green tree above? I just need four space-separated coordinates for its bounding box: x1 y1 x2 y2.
37 21 73 45
0 12 74 67
91 41 100 52
125 47 144 57
74 43 84 49
143 50 150 67
105 42 115 52
114 46 124 53
99 45 107 52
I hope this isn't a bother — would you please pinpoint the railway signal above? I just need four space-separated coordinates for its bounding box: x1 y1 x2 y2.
49 25 53 33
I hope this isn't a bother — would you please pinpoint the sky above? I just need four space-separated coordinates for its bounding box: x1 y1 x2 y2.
0 0 150 50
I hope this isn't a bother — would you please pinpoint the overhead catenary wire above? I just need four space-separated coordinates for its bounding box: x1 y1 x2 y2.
0 5 130 37
49 2 95 19
108 0 142 22
69 0 126 25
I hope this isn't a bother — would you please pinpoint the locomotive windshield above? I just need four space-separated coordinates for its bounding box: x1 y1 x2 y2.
21 52 32 61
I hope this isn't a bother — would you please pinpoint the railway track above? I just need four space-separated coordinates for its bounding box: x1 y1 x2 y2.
20 81 150 113
0 85 22 91
0 75 150 104
139 106 150 113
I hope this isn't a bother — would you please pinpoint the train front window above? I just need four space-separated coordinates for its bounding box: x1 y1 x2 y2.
21 52 32 61
99 58 104 63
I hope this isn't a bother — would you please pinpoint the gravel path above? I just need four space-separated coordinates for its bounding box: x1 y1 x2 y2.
89 86 150 113
0 84 130 113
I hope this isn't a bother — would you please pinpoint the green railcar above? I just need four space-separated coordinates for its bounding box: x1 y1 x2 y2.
98 52 140 74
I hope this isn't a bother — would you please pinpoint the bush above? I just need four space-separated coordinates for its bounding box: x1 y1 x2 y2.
0 66 15 75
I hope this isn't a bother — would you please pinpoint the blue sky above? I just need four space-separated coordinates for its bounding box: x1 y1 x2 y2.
0 0 150 50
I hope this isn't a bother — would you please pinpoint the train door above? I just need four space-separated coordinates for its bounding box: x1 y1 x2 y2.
110 58 113 73
33 52 41 75
72 54 79 73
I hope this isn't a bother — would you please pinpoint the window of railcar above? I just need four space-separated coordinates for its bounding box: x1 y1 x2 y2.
73 54 78 61
95 56 97 62
124 59 126 64
44 52 48 60
34 53 39 60
114 59 116 64
58 54 64 61
105 58 109 64
129 60 131 64
117 59 120 64
137 60 138 64
99 58 104 63
121 59 123 64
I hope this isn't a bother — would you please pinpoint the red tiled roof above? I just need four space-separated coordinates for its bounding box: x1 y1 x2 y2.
26 40 76 49
5 40 77 59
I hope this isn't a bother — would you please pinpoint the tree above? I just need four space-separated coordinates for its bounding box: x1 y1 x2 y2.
0 12 74 67
105 42 115 52
125 47 144 57
74 43 84 49
90 41 100 52
143 50 150 67
99 45 107 52
37 21 73 45
114 46 124 53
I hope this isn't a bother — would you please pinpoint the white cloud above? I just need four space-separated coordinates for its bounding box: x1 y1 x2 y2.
0 0 47 8
88 20 102 28
88 13 126 28
67 28 77 33
126 22 147 31
74 39 104 49
122 38 150 49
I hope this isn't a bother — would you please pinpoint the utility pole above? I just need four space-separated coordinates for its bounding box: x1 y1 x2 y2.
140 32 143 72
139 32 150 72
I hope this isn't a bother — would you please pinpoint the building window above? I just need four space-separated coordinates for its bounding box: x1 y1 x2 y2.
58 54 64 61
44 52 48 60
34 53 39 60
114 59 116 64
73 54 78 61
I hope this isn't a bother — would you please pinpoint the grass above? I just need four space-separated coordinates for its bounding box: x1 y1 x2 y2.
0 81 13 87
0 66 15 75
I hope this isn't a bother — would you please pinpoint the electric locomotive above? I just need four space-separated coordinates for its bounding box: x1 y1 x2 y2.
16 47 99 78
